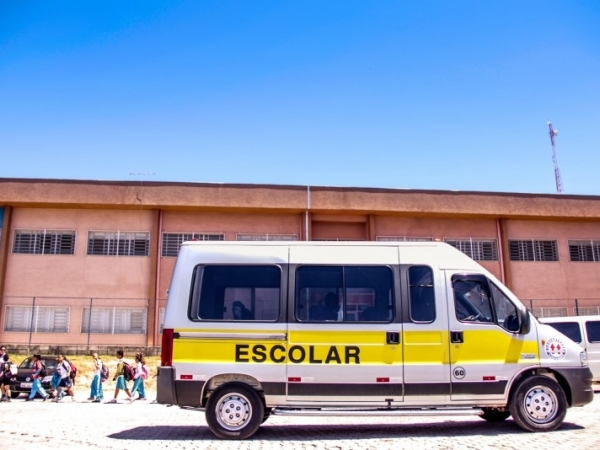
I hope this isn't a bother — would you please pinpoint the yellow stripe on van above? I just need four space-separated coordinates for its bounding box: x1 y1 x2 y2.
451 330 540 364
172 327 540 366
403 330 449 364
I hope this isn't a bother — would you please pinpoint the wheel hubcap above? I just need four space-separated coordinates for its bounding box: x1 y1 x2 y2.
524 386 558 423
215 393 252 431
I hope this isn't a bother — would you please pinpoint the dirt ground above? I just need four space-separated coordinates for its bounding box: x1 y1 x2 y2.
64 354 160 393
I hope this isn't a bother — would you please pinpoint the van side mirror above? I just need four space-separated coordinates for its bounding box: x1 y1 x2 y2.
519 308 531 334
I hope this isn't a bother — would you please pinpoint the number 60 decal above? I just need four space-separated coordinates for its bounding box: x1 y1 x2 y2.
453 367 466 379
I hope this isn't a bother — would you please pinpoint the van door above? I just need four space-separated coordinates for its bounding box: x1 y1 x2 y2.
583 318 600 382
401 264 451 404
446 271 537 401
286 245 403 404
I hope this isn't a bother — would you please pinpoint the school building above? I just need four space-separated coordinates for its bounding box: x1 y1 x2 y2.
1 177 600 350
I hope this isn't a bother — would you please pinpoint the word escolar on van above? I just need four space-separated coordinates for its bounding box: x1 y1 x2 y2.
157 241 593 440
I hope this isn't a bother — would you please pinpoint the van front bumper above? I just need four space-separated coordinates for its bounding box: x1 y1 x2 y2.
554 367 594 407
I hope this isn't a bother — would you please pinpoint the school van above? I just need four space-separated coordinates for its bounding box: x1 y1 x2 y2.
157 241 593 439
539 315 600 382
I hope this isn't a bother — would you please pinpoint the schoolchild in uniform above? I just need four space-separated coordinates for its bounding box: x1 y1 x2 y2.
131 353 148 401
106 350 133 404
27 354 49 402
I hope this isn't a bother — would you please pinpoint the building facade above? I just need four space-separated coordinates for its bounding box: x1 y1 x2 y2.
1 178 600 349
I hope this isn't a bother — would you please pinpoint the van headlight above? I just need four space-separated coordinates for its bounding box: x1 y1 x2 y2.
580 350 588 367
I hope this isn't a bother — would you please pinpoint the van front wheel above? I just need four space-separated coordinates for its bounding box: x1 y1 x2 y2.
205 383 263 440
509 375 567 432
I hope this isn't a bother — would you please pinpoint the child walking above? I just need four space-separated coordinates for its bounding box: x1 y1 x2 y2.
130 353 148 401
106 350 133 404
88 352 104 402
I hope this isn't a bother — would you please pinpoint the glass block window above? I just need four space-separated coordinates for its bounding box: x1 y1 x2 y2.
509 240 558 262
4 306 70 333
81 307 147 334
376 236 434 242
445 238 498 261
569 240 600 262
236 233 298 241
13 230 76 255
87 231 150 256
158 307 166 334
162 233 224 257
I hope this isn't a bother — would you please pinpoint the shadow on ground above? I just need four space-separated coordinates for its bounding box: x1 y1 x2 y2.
107 419 584 441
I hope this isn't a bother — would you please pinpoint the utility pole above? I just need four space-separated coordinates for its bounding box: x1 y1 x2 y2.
547 122 563 194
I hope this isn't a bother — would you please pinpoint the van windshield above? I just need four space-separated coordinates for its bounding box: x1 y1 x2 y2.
547 322 583 343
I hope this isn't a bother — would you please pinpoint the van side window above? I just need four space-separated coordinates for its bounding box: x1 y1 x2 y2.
547 322 582 343
295 265 393 322
488 282 520 332
452 275 520 331
585 320 600 343
194 265 280 321
452 276 494 323
408 266 435 322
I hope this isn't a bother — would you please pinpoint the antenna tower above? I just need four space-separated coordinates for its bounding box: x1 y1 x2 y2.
547 121 563 194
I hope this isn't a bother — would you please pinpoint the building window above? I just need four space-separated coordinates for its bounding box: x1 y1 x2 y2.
569 240 600 262
376 236 434 242
236 233 298 241
81 307 147 334
578 306 600 315
312 238 365 242
162 233 224 257
445 238 498 261
158 307 165 334
13 230 76 255
4 306 69 333
87 231 150 256
509 240 558 262
531 307 568 318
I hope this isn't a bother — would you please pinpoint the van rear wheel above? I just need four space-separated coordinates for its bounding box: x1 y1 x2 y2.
509 375 567 432
205 383 263 440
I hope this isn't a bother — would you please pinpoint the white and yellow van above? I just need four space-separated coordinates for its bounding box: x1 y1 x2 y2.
540 315 600 382
157 241 593 439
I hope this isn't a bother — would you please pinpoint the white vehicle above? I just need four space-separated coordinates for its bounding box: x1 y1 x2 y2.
540 315 600 382
157 241 593 439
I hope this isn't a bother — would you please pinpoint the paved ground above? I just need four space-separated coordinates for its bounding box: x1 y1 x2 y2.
1 389 599 449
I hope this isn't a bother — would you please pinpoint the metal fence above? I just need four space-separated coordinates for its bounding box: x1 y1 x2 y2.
0 296 167 350
2 296 599 350
528 298 600 318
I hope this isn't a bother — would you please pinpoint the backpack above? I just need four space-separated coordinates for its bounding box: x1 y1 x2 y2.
4 362 17 377
122 361 134 382
141 364 149 380
100 363 109 381
39 362 47 378
68 361 77 380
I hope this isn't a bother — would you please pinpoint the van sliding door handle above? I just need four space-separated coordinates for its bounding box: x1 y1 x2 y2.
386 331 400 344
450 331 464 343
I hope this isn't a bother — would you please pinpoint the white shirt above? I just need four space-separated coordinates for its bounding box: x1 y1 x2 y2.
94 358 102 376
57 360 70 379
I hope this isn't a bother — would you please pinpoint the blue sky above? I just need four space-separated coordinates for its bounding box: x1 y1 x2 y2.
1 1 599 194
